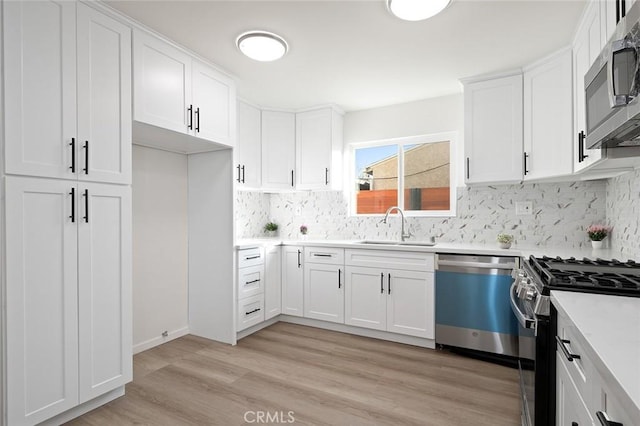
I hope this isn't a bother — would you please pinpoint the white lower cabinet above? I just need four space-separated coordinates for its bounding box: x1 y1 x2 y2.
236 247 265 332
556 353 593 426
344 250 435 339
5 176 131 425
264 245 282 320
282 245 304 316
237 294 265 331
303 248 344 323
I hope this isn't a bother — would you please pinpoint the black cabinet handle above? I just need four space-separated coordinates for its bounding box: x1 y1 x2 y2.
291 170 294 187
187 105 193 130
572 422 579 426
338 269 342 289
466 157 470 180
245 255 261 260
297 250 301 268
524 152 529 175
596 411 623 426
616 0 621 23
83 141 89 174
622 0 627 18
69 187 75 223
245 308 261 316
388 273 391 294
245 279 261 285
236 165 242 183
241 165 245 183
69 138 76 173
195 107 200 132
380 273 384 294
83 189 89 223
313 253 332 257
556 336 580 362
578 131 589 162
325 167 329 185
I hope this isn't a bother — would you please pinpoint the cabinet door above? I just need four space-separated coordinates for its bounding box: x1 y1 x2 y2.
595 372 638 426
265 245 282 320
601 0 619 46
556 354 594 426
523 49 573 180
5 177 79 425
133 29 192 134
77 183 132 403
464 74 523 184
77 4 132 185
344 266 387 332
296 108 332 190
304 263 344 323
237 101 262 188
574 2 604 173
4 0 77 180
262 110 296 189
281 246 304 316
386 270 434 338
192 60 235 146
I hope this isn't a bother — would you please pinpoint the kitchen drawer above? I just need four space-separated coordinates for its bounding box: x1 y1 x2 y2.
238 247 264 268
237 294 265 331
305 246 344 265
345 249 434 272
238 264 264 300
556 308 593 406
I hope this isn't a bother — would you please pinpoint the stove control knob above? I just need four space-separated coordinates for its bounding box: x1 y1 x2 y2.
525 286 537 301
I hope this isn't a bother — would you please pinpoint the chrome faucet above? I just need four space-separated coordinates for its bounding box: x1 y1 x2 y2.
382 206 411 241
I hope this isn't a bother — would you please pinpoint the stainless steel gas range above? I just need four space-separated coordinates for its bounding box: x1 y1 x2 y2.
510 255 640 426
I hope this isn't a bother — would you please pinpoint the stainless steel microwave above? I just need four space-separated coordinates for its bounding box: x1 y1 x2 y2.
585 1 640 149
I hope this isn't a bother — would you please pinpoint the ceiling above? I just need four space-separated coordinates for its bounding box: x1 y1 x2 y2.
107 0 587 112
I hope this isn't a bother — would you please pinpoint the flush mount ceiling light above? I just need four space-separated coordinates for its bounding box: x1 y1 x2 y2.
236 31 288 62
387 0 451 21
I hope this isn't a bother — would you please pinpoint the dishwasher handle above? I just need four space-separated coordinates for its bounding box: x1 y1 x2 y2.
437 259 517 270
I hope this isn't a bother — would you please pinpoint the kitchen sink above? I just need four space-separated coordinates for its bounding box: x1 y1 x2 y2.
356 240 436 247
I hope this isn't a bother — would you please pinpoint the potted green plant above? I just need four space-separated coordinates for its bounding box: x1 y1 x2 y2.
587 224 611 249
264 221 278 237
497 233 514 249
299 224 308 240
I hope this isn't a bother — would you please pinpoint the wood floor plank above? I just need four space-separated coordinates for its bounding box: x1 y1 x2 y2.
67 322 521 425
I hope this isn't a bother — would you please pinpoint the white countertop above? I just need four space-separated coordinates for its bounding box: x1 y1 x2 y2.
551 291 640 419
235 238 634 261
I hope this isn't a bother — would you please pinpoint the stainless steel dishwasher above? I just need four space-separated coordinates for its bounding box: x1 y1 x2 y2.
435 253 519 358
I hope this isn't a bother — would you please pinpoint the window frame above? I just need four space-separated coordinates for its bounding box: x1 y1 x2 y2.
348 131 458 217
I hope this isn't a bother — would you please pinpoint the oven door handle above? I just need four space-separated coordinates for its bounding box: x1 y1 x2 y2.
509 282 535 329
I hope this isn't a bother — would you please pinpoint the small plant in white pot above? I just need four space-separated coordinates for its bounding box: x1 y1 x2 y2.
264 222 278 238
497 233 514 249
587 224 611 249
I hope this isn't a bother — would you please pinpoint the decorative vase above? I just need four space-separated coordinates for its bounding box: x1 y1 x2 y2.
591 240 604 249
266 230 277 238
300 234 308 240
499 242 512 249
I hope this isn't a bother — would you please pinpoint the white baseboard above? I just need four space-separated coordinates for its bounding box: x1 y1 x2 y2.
41 386 125 426
236 316 280 341
133 326 190 354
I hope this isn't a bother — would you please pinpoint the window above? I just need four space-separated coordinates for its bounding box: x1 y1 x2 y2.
351 132 457 216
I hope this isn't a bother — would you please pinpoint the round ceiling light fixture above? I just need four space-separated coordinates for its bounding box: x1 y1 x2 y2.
236 31 288 62
387 0 451 21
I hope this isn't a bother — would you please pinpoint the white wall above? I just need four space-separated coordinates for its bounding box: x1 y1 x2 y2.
132 145 189 353
344 94 465 184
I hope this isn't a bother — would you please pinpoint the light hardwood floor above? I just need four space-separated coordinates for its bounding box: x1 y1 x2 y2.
67 323 521 425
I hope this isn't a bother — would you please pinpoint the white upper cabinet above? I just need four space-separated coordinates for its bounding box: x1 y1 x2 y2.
236 101 262 188
295 107 343 191
574 2 604 172
463 73 524 184
191 60 236 146
77 4 132 185
262 110 296 190
133 29 235 149
4 0 77 180
523 48 574 181
133 29 193 134
3 1 131 184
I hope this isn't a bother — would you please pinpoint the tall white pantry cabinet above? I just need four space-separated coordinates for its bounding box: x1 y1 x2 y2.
2 1 133 425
